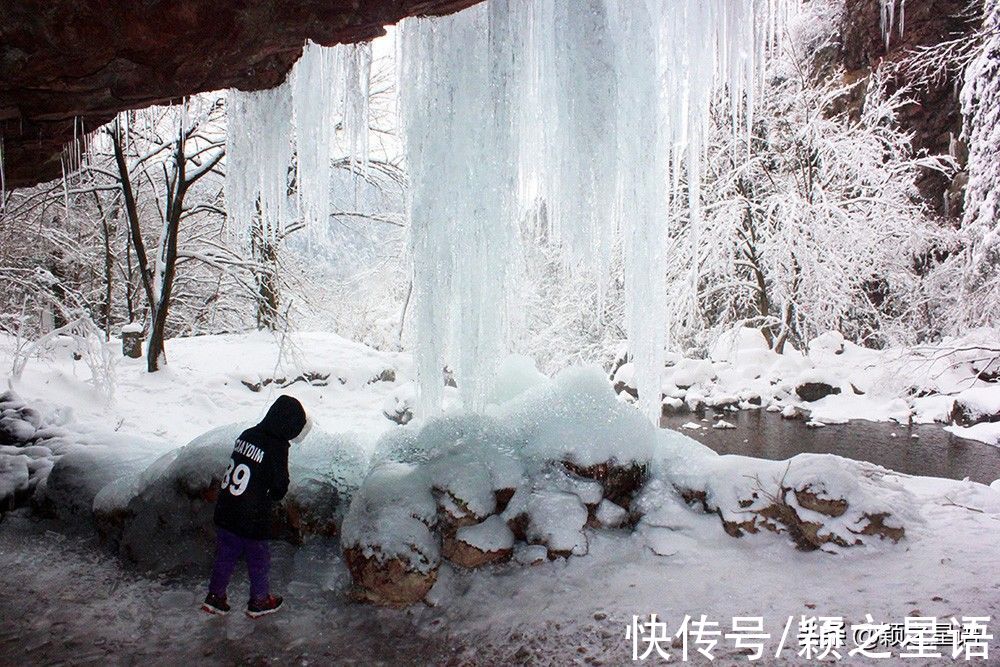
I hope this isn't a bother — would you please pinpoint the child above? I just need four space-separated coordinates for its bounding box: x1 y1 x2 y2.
202 394 311 618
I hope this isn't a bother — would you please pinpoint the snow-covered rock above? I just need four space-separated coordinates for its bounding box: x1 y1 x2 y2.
35 436 164 523
443 515 515 568
382 383 415 425
660 448 917 551
341 462 440 606
521 487 588 556
594 499 628 528
0 391 79 511
709 326 772 365
97 423 366 573
950 386 1000 427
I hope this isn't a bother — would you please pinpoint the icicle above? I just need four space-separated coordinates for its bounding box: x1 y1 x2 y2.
292 42 338 233
343 43 373 175
880 0 906 49
225 84 293 243
397 0 790 417
609 0 666 421
400 3 518 414
519 0 617 279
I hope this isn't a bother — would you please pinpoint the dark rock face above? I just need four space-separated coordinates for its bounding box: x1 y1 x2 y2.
0 0 482 188
950 395 1000 428
795 382 841 403
838 0 982 215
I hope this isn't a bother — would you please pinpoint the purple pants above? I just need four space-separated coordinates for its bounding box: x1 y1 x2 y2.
208 527 270 601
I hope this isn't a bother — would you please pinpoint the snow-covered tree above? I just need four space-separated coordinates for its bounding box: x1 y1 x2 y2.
671 15 954 352
956 0 1000 325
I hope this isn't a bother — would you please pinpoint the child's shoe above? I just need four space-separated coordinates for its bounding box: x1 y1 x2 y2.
201 593 230 615
246 595 283 619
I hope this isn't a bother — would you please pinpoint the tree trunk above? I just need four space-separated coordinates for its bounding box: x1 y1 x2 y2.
146 135 186 372
253 220 281 331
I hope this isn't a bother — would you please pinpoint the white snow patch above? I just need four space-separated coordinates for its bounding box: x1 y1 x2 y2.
456 515 514 553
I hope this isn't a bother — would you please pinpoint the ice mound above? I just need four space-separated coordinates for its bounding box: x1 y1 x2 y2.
343 366 655 605
496 365 659 467
95 422 367 573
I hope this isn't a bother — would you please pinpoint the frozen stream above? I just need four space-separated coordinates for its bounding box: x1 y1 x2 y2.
661 411 1000 485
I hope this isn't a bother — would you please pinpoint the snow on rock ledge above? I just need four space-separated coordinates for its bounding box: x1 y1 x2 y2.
342 363 918 606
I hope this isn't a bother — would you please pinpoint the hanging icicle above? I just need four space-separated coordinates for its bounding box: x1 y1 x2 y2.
880 0 907 49
342 43 373 175
398 0 793 419
292 42 338 233
228 41 373 248
400 3 518 414
225 84 293 243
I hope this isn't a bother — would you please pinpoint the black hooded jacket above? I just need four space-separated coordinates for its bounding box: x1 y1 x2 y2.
213 395 307 540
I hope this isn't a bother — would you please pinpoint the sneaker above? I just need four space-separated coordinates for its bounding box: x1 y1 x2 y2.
246 595 283 619
201 593 230 616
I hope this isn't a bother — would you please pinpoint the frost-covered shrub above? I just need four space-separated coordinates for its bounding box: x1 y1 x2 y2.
670 2 954 352
953 0 1000 327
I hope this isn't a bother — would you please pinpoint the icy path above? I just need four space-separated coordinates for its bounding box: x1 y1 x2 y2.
3 470 999 667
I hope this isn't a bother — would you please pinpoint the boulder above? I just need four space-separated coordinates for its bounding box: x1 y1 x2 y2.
99 423 364 572
382 387 415 425
795 382 841 402
950 388 1000 428
0 417 36 445
34 438 162 523
594 499 629 528
442 516 514 568
341 462 441 605
513 543 549 566
669 454 914 551
562 459 647 510
344 546 438 607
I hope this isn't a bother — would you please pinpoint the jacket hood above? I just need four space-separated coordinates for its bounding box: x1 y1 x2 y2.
257 395 307 442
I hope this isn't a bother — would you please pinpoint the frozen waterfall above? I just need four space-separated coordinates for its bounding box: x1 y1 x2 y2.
400 0 794 419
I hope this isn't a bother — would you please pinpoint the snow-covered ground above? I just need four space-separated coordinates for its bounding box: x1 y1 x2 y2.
2 469 998 665
1 330 413 454
2 330 1000 664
